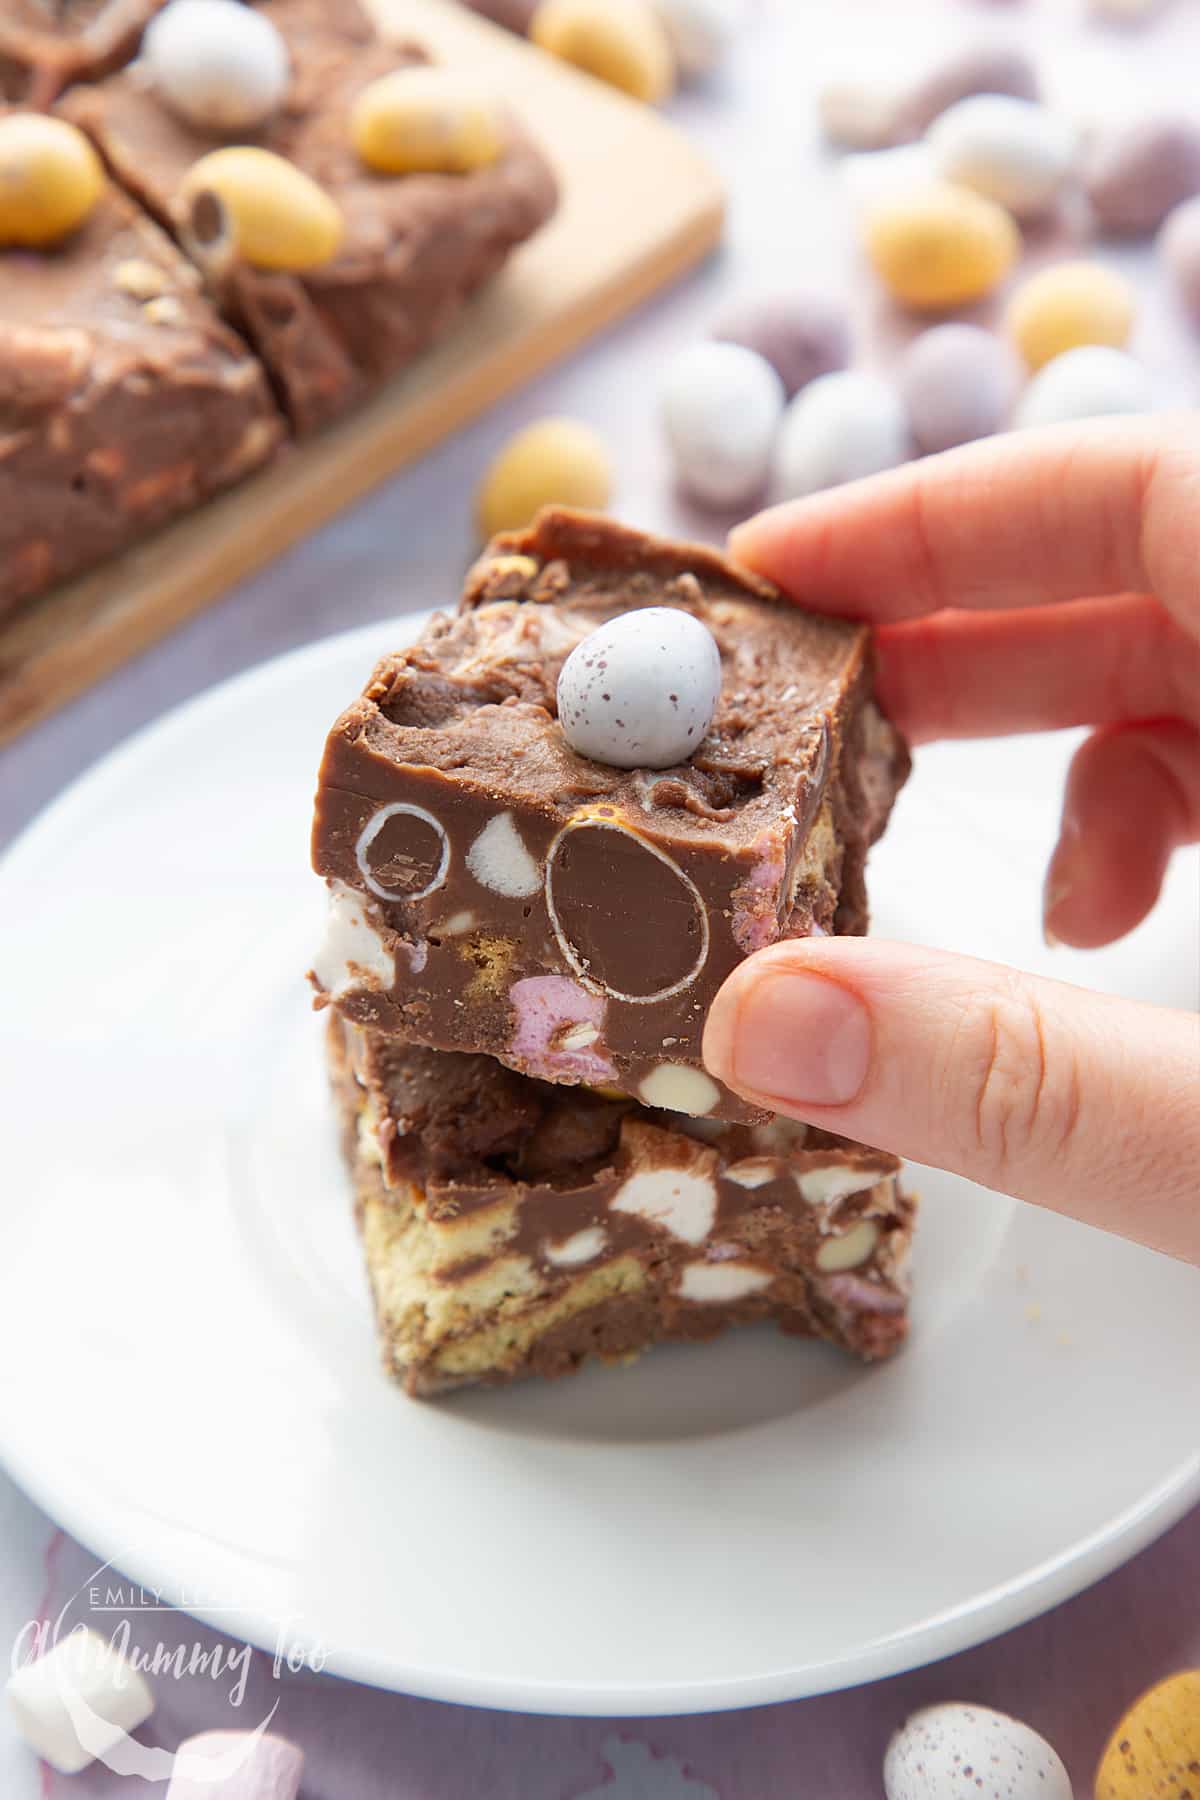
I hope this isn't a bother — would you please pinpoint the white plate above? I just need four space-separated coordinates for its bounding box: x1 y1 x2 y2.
1 619 1197 1716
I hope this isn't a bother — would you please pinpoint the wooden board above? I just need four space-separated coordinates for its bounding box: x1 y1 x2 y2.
0 0 724 746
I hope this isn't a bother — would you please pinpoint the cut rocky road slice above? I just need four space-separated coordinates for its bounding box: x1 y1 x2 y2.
330 1017 916 1397
310 509 910 1125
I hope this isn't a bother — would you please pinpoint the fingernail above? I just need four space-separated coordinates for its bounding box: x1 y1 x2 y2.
726 971 871 1107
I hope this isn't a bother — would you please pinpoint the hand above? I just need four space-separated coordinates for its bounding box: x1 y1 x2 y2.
702 417 1200 1265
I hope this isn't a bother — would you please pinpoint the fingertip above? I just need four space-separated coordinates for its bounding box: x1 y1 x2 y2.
1042 723 1198 949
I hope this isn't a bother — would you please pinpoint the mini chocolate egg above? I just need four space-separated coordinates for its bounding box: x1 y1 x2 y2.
712 291 850 398
350 68 506 176
557 607 721 769
179 147 342 271
661 341 785 508
1095 1669 1200 1800
1085 115 1200 235
773 369 910 500
475 418 612 538
897 42 1040 139
1014 343 1152 426
1007 259 1135 369
818 74 908 151
928 94 1077 219
530 0 674 104
653 0 741 80
0 114 105 247
899 322 1021 450
884 1702 1072 1800
143 0 289 133
1161 195 1200 324
863 183 1020 310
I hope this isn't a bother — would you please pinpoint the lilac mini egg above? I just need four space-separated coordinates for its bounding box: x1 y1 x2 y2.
1086 115 1200 235
713 291 851 398
899 322 1021 451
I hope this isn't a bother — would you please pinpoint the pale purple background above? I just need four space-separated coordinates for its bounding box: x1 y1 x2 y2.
2 0 1199 1791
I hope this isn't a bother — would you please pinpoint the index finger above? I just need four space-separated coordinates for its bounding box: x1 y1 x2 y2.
729 415 1200 631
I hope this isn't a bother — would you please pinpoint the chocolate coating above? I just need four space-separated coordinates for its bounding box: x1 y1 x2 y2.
61 0 558 434
311 509 910 1123
0 171 283 616
331 1017 915 1395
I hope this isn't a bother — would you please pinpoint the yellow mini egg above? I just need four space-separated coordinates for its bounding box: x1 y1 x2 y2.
350 67 506 176
530 0 674 105
1095 1670 1200 1799
863 183 1020 311
179 146 342 272
475 418 612 539
0 114 105 248
1008 260 1136 371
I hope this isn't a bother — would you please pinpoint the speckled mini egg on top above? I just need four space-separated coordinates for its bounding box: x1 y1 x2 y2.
556 607 721 769
884 1703 1073 1800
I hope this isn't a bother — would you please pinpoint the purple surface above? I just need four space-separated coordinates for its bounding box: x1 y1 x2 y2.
4 1516 1198 1796
2 0 1199 1792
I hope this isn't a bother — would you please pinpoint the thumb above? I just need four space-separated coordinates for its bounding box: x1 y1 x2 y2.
702 938 1200 1265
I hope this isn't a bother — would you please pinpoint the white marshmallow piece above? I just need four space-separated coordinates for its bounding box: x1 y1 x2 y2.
815 1219 880 1272
466 811 541 897
166 1729 304 1798
638 1063 721 1117
557 608 722 771
611 1166 718 1244
1014 344 1153 427
772 370 910 501
661 341 785 508
7 1627 155 1775
928 94 1077 218
144 0 289 132
653 0 741 79
311 880 394 999
678 1261 772 1302
796 1164 873 1207
543 1225 609 1266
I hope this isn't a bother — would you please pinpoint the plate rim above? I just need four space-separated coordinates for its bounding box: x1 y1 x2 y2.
2 617 1198 1716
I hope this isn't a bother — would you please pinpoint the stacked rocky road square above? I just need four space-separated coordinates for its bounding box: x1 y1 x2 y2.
311 509 918 1395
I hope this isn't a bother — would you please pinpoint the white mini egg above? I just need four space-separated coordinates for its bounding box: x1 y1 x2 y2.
928 93 1077 218
661 341 785 509
1161 194 1200 323
900 322 1021 451
1014 342 1152 427
884 1703 1073 1800
772 369 910 501
653 0 741 79
143 0 290 133
557 607 722 769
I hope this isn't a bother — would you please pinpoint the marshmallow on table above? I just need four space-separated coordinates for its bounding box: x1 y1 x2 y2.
6 1626 155 1775
167 1729 304 1798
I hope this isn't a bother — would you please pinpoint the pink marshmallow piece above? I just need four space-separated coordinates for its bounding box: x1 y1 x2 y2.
508 975 615 1084
165 1730 303 1799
